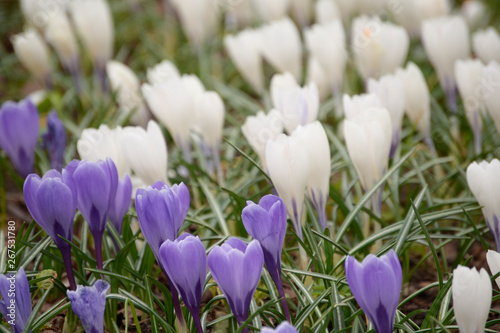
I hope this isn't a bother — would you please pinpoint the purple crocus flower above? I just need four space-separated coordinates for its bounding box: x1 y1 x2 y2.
24 169 77 290
0 99 39 177
261 322 298 333
67 279 110 333
135 181 190 327
108 174 132 234
42 111 66 171
345 250 402 333
0 268 32 333
159 234 206 333
208 238 264 331
64 158 118 270
241 195 290 322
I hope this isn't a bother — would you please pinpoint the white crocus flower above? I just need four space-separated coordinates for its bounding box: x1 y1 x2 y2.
259 17 303 81
146 60 180 85
461 0 486 29
452 266 491 333
280 83 319 134
290 0 313 27
266 133 309 239
270 72 299 112
314 0 340 25
483 61 500 136
342 93 382 119
486 250 500 289
252 0 290 23
393 0 450 38
224 29 264 93
306 56 330 101
294 121 331 230
473 28 500 64
421 15 470 112
367 74 406 157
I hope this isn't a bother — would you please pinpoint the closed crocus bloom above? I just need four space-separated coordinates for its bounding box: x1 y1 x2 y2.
314 0 341 25
266 134 309 239
119 121 168 185
486 250 500 289
345 250 402 333
455 59 485 154
280 83 319 134
146 60 180 85
70 0 114 90
65 158 118 269
0 99 39 177
452 266 491 333
208 238 264 329
11 29 52 88
67 280 110 333
42 111 66 171
252 0 290 22
393 0 450 38
473 28 500 64
241 110 283 170
344 107 392 215
260 18 302 81
304 21 347 96
224 29 264 93
342 93 382 119
0 268 32 333
352 16 409 81
24 169 77 289
261 322 298 333
290 0 313 27
108 174 132 234
159 234 206 332
306 57 331 101
483 61 500 135
225 0 254 30
422 16 470 112
20 0 50 29
107 60 149 127
466 159 500 250
396 62 434 151
270 72 299 112
367 74 406 157
461 0 486 29
242 195 290 321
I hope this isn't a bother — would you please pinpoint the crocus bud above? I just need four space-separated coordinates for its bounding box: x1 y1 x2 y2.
159 234 206 332
208 238 264 328
367 74 406 157
351 16 409 81
70 0 114 90
241 110 283 170
119 121 168 185
67 280 110 333
455 59 485 154
461 0 486 29
314 0 341 25
486 250 500 289
342 93 382 119
24 169 77 289
0 99 39 177
108 174 132 234
304 20 347 96
42 111 66 171
396 62 434 151
11 29 52 88
422 16 470 112
280 83 319 134
65 158 118 269
261 322 298 333
452 266 491 333
473 28 500 64
466 159 500 250
224 29 264 93
0 268 32 333
270 72 299 112
107 60 150 127
483 61 500 136
147 60 180 85
345 250 402 333
306 57 331 101
266 134 309 239
252 0 290 23
260 18 302 81
290 0 312 27
393 0 450 38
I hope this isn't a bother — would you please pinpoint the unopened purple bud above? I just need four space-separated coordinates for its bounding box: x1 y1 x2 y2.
42 111 66 171
108 174 132 234
0 268 32 333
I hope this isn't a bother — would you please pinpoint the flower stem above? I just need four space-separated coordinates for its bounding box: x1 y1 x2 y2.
274 278 291 322
94 234 103 271
190 308 204 333
60 246 76 290
163 271 186 328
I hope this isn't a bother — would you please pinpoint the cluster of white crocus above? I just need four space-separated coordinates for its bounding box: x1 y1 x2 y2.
393 0 450 38
422 16 470 112
351 16 410 81
483 61 500 135
473 28 500 64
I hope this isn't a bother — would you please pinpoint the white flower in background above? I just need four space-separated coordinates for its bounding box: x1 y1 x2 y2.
452 266 491 333
454 59 485 154
77 125 130 177
252 0 290 23
466 159 500 249
483 61 500 136
351 16 409 81
393 0 450 38
107 60 150 127
367 74 406 157
120 121 168 185
270 72 299 112
422 16 470 112
146 60 180 85
170 0 218 50
417 0 451 19
294 121 331 230
290 0 313 27
224 29 264 93
486 250 500 289
280 83 320 134
20 0 68 29
142 74 205 162
357 0 387 15
461 0 486 28
342 93 382 119
396 62 434 152
335 0 358 23
473 28 500 64
11 29 52 88
193 91 225 174
259 17 303 81
70 0 114 90
304 20 347 97
306 57 330 101
266 133 309 239
242 110 283 170
224 0 254 29
344 107 392 215
314 0 340 25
